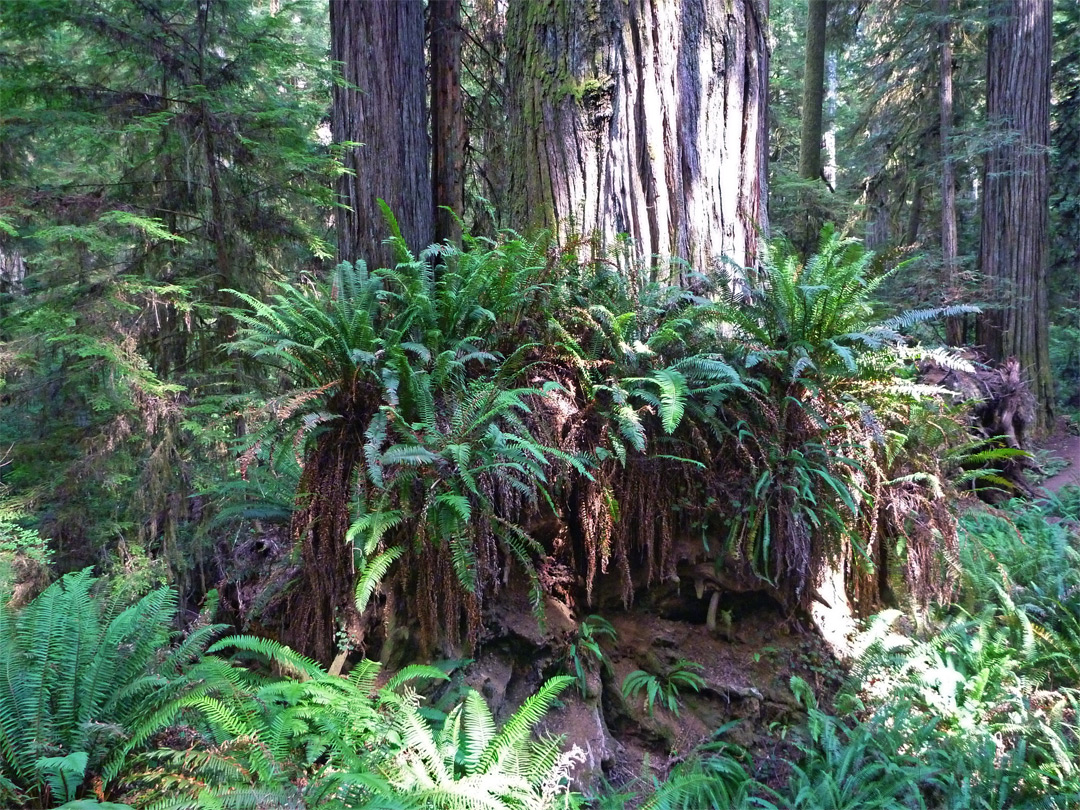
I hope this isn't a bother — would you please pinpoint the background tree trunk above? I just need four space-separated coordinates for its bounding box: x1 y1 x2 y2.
503 0 768 278
976 0 1054 431
798 0 827 183
796 0 827 255
904 180 924 246
940 0 963 346
331 0 431 267
430 0 465 245
823 50 838 190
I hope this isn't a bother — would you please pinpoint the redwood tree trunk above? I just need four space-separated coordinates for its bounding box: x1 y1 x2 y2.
430 0 465 245
290 0 432 662
331 0 431 267
503 0 768 277
975 0 1054 431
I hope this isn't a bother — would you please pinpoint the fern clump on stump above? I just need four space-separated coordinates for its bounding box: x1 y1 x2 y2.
231 222 976 661
709 226 977 614
229 231 571 661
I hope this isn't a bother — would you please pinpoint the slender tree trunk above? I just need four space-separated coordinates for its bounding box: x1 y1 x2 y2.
823 50 838 191
940 0 962 346
798 0 827 182
196 0 231 290
797 0 827 254
331 0 431 267
863 55 890 251
503 0 769 278
904 180 924 246
976 0 1054 431
430 0 465 245
865 181 890 249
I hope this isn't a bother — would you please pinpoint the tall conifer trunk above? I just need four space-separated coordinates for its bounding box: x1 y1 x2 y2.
939 0 963 346
430 0 465 245
798 0 827 183
976 0 1054 431
502 0 769 277
330 0 431 268
823 51 838 190
797 0 827 254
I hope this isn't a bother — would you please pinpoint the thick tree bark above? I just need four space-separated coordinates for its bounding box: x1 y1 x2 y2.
798 0 827 182
331 0 431 268
503 0 769 277
430 0 465 245
976 0 1054 431
940 0 963 346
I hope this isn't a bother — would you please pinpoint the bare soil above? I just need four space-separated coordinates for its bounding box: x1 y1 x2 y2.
596 607 839 790
1039 427 1080 495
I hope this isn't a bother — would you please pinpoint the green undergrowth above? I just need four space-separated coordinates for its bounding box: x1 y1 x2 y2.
5 224 1055 808
3 495 1077 808
3 219 977 662
598 495 1080 809
217 223 974 659
0 570 584 809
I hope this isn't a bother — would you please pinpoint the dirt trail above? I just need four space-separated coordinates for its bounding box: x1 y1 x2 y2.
1039 431 1080 495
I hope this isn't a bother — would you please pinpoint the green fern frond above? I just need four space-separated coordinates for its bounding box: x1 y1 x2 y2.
635 369 689 434
383 666 449 694
354 546 404 615
381 445 441 467
476 676 572 775
461 690 498 773
207 637 324 681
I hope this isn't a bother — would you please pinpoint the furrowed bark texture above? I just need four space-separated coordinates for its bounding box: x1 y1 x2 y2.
431 0 465 245
331 0 431 267
976 0 1053 431
504 0 769 277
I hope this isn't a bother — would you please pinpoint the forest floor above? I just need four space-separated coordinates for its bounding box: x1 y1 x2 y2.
596 607 833 790
1039 424 1080 494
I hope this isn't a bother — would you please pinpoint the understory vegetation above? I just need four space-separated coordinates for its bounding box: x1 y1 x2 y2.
217 224 974 661
3 490 1079 809
2 0 1077 807
4 223 1077 809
